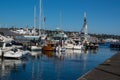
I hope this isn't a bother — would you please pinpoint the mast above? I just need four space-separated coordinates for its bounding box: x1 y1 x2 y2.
39 0 42 36
33 5 37 36
81 12 88 35
42 6 45 33
34 5 36 30
80 12 89 43
84 12 87 35
60 11 62 29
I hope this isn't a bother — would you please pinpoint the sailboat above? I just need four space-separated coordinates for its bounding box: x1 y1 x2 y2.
39 0 47 40
53 12 67 52
28 3 42 51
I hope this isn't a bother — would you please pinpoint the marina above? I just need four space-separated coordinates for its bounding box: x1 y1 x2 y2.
0 0 120 80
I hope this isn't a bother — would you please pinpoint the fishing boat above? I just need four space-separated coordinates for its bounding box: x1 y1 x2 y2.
42 40 54 51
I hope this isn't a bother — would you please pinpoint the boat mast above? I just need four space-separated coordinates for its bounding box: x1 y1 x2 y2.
34 5 36 30
60 11 62 30
39 0 42 36
83 12 87 35
42 2 45 34
80 12 89 43
80 12 88 36
34 5 36 35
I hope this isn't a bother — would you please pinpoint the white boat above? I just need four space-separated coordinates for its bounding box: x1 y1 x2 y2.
55 45 66 52
64 38 83 50
3 48 29 59
0 35 14 56
30 45 42 51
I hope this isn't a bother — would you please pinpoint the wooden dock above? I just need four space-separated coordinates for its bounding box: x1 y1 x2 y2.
78 52 120 80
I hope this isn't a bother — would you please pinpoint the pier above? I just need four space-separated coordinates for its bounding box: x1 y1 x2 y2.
78 52 120 80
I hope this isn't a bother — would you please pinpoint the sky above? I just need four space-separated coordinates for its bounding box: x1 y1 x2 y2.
0 0 120 35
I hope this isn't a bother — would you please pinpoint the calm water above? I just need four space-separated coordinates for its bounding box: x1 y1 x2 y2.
0 46 118 80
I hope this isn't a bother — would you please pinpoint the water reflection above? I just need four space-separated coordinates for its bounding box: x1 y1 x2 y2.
0 48 117 80
0 59 27 80
30 51 42 60
89 49 98 54
43 51 54 58
54 49 89 61
53 49 89 76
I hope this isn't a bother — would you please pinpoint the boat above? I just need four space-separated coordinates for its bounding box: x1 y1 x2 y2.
55 45 66 52
64 38 83 50
28 0 48 51
85 43 99 50
30 45 42 51
52 28 68 44
0 35 14 57
11 40 23 49
28 39 42 51
3 48 30 59
52 28 68 52
42 40 54 51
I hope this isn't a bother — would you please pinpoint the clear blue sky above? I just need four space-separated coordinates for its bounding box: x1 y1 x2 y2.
0 0 120 35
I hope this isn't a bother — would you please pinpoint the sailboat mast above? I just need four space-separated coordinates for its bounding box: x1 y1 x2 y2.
60 11 62 29
80 12 88 35
34 5 36 30
39 0 42 36
83 12 87 35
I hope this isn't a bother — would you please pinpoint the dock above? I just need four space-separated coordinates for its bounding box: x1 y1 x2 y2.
78 52 120 80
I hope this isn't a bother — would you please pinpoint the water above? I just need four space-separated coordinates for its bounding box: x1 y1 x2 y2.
0 46 118 80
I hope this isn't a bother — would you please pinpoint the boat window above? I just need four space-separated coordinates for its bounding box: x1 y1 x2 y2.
6 43 12 47
0 42 4 47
